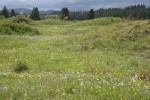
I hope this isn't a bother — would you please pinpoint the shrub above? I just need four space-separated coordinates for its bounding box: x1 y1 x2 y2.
13 62 29 73
0 15 5 19
0 22 40 35
12 17 31 24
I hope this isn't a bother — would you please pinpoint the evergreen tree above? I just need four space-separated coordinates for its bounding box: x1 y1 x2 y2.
148 7 150 18
1 6 9 18
89 9 95 19
10 9 16 17
61 7 70 20
30 7 40 20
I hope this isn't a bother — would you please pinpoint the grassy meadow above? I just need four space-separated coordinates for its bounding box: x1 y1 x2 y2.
0 17 150 100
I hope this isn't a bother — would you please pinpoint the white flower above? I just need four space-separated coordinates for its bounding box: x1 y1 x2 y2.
131 74 138 81
10 98 13 100
80 81 83 86
53 79 57 83
72 88 76 93
137 86 141 91
119 82 124 86
144 90 149 94
3 85 8 91
62 92 65 96
62 76 67 80
24 92 27 96
76 72 79 75
103 80 107 83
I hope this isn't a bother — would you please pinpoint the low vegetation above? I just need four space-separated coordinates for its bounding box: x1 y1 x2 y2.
13 61 29 73
0 17 149 100
12 17 31 24
0 17 40 35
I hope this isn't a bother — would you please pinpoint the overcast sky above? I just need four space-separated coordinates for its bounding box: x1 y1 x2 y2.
0 0 150 10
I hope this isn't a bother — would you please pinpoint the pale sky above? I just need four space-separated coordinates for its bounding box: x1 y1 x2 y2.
0 0 150 10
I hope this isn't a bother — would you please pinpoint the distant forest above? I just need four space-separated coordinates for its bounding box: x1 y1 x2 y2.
1 4 150 21
67 4 150 20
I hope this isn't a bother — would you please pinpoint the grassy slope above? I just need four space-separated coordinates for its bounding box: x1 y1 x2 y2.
0 17 150 100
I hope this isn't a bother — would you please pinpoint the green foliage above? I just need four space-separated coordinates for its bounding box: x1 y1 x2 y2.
13 62 29 73
73 17 123 26
41 14 60 20
1 6 9 18
13 17 31 24
69 4 150 20
89 9 95 19
61 7 70 20
0 22 40 35
10 9 16 17
139 71 150 81
35 18 71 25
0 15 5 19
30 7 40 20
0 18 149 100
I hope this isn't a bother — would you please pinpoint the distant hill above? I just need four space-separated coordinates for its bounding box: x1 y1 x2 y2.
9 8 32 14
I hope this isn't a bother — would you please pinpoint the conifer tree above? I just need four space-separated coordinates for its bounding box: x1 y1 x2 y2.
61 7 70 20
1 6 9 18
30 7 40 20
10 9 16 17
89 9 95 19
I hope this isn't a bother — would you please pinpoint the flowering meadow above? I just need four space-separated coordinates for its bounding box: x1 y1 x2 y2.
0 17 149 100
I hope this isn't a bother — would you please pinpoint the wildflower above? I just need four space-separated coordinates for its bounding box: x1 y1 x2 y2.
131 74 138 81
62 76 67 80
144 90 149 94
113 86 115 89
80 81 83 86
85 81 91 85
62 92 66 96
103 80 107 83
53 79 57 83
24 93 27 97
98 81 101 85
10 97 13 100
3 73 7 76
144 85 149 89
71 72 75 75
119 82 124 86
72 88 76 93
137 86 141 91
3 85 8 91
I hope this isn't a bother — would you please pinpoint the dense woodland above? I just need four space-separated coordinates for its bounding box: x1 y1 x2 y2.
0 4 150 20
69 5 150 20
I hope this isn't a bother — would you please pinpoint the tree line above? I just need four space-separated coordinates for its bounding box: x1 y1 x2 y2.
69 4 150 20
0 6 40 20
1 4 150 21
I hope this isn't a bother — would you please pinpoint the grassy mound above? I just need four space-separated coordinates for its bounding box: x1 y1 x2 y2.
0 22 40 35
36 19 71 25
61 18 150 59
73 17 124 26
12 17 31 24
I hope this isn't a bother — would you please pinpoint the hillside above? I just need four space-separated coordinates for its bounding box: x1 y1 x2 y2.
0 17 149 100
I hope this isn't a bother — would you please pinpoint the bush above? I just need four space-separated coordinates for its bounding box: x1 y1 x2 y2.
13 62 29 73
0 22 40 35
0 15 5 19
12 17 31 24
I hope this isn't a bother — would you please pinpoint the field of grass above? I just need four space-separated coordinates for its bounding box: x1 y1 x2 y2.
0 17 150 100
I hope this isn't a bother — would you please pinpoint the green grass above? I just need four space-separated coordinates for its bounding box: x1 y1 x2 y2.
0 21 39 35
0 17 150 100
